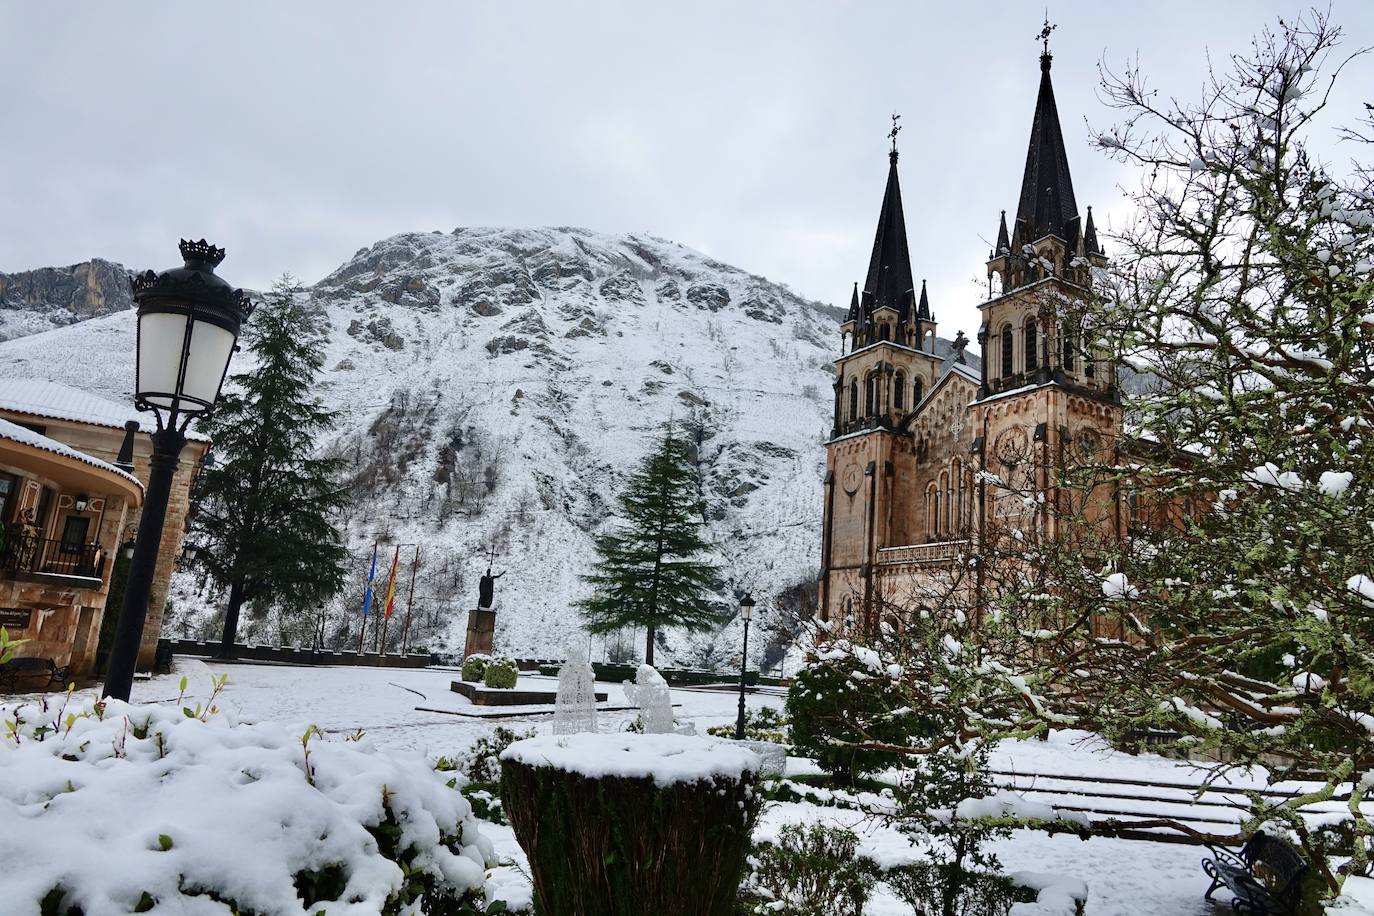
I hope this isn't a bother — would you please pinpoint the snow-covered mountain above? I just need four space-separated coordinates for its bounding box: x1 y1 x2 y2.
0 258 132 341
0 227 974 667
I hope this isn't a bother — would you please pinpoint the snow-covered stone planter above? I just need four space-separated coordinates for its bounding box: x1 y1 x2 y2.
0 694 498 915
499 733 762 916
721 738 787 776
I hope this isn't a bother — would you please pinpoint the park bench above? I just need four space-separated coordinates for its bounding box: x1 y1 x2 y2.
1202 832 1309 914
0 656 70 693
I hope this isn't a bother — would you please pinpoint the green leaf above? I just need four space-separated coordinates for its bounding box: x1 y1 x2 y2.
157 834 173 851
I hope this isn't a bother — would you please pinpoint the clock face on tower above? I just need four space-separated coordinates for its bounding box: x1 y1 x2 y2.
841 464 862 495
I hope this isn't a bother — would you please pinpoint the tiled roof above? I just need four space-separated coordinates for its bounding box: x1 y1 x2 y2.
0 379 210 443
0 417 144 492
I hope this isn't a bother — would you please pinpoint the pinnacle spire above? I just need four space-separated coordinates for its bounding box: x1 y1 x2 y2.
1015 23 1081 248
845 282 860 323
917 279 932 321
1083 205 1100 254
861 132 917 322
995 210 1010 253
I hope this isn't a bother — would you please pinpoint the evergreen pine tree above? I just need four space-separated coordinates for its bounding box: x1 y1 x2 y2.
579 423 718 665
188 277 349 657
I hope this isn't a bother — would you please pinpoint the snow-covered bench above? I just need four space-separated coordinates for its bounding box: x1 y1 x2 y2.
1202 832 1309 914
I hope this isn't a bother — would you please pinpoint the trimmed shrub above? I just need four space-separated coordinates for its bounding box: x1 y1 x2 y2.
483 656 519 689
786 639 922 784
706 706 788 743
885 863 1034 916
500 734 761 916
461 653 492 682
738 823 879 916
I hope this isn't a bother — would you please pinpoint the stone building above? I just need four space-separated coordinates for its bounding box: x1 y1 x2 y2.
0 380 209 673
819 45 1121 627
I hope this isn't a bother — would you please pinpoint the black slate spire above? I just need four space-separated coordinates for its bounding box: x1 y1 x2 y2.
1014 46 1081 247
1083 205 1100 254
861 145 917 322
995 210 1010 254
917 279 932 320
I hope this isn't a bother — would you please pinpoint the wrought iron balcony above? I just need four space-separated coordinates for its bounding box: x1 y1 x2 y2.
0 527 106 585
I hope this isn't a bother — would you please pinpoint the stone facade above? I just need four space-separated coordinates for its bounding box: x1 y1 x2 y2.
0 383 208 673
819 47 1122 628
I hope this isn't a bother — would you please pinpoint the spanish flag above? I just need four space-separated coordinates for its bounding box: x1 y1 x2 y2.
382 545 400 619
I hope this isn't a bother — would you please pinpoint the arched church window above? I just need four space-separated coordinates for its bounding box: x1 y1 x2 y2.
865 373 879 416
848 380 858 421
1000 325 1014 378
1024 322 1038 372
893 372 906 410
913 377 923 407
953 458 964 530
1062 326 1076 372
879 323 890 341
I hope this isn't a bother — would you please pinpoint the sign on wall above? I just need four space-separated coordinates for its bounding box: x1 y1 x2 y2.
0 607 33 631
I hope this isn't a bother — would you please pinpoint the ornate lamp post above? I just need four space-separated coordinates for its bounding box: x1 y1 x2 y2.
734 593 755 741
102 240 252 701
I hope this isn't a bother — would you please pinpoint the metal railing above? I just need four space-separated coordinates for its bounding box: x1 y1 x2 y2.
0 528 106 582
876 539 971 566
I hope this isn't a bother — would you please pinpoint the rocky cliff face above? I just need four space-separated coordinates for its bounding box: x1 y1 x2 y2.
0 228 975 667
0 259 133 341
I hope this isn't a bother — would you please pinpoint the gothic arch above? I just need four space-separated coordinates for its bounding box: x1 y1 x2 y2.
848 379 859 421
1024 321 1038 372
1000 324 1014 378
893 370 906 411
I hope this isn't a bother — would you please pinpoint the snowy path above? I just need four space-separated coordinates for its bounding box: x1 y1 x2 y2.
128 659 1223 915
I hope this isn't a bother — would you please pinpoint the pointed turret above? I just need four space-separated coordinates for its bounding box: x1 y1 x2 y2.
860 148 917 322
1083 206 1100 255
1014 49 1080 247
995 210 1010 254
845 282 860 323
917 279 932 321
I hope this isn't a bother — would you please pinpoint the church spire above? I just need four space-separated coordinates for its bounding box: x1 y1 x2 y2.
995 210 1010 254
917 279 932 320
861 115 917 322
845 282 860 323
1014 18 1081 248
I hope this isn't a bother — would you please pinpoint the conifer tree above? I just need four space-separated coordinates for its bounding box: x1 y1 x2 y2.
188 277 349 657
579 423 718 665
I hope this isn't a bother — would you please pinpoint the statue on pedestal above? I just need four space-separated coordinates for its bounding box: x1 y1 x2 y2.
464 550 503 658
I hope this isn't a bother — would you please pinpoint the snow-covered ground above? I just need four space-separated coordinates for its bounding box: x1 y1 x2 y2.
118 658 1222 915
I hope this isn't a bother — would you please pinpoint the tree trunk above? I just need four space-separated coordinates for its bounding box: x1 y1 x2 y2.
219 579 245 659
645 624 655 666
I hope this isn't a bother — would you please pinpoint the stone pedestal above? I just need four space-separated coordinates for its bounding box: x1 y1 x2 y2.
464 608 496 658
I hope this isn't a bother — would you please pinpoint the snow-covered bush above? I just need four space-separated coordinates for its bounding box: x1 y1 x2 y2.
786 637 919 784
706 706 788 743
737 823 878 916
483 656 519 689
885 863 1033 916
461 653 492 682
0 693 499 915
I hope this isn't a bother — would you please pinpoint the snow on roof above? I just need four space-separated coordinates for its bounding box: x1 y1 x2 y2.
0 417 143 493
0 378 210 442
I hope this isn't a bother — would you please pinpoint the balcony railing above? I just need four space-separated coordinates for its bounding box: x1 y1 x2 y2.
0 528 106 583
876 540 971 566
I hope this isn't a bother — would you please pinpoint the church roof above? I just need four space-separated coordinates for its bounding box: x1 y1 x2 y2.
1014 51 1080 247
860 149 917 322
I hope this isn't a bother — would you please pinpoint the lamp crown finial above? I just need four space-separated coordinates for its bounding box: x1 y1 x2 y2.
179 238 226 268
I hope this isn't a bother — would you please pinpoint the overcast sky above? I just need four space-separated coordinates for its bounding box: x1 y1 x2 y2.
2 2 1371 340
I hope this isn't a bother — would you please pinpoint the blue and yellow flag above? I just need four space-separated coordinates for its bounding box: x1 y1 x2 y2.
360 544 378 618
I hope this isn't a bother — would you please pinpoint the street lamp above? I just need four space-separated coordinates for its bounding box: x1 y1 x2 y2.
734 592 756 741
102 240 252 701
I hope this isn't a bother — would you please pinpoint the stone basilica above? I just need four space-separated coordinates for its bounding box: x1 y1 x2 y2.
818 44 1122 628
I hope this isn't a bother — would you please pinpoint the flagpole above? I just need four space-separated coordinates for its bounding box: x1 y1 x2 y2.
401 545 420 656
378 545 400 658
358 540 377 654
